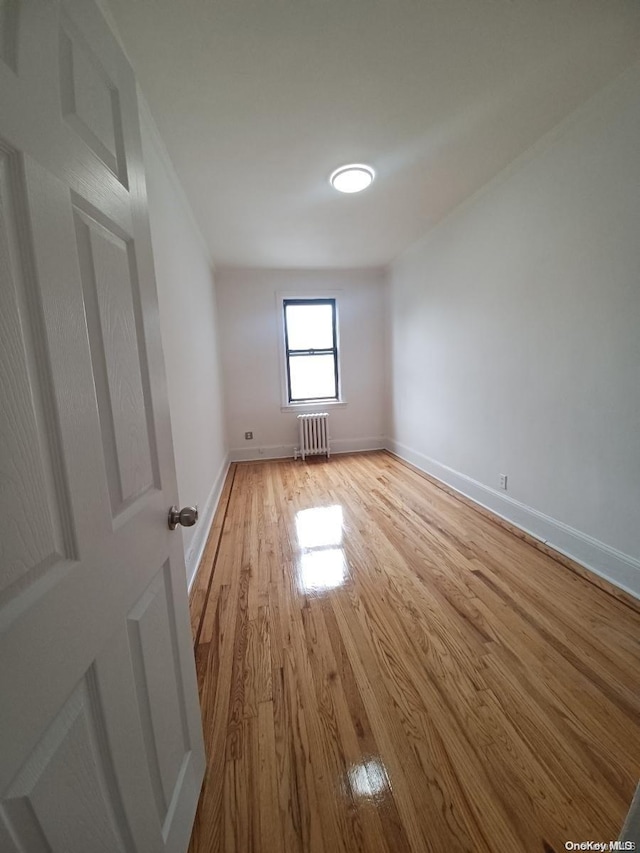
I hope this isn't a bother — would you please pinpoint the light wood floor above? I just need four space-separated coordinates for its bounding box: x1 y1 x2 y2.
188 451 640 853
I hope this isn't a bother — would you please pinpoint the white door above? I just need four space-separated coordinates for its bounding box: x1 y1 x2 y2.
0 2 205 851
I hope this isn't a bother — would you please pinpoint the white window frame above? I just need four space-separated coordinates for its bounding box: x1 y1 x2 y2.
276 290 347 412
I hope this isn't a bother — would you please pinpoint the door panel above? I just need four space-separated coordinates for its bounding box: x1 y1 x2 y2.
0 145 76 601
0 2 205 850
128 562 192 838
59 12 128 188
1 674 135 853
73 203 156 514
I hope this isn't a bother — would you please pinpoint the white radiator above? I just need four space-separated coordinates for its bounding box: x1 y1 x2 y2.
296 413 330 460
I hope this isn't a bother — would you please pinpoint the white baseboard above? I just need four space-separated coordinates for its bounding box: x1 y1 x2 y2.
331 437 386 454
185 454 230 592
230 436 385 463
230 444 293 462
386 438 640 601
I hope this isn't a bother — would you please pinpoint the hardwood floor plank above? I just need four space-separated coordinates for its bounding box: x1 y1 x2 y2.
188 452 640 853
279 654 328 853
331 587 488 853
257 702 285 853
300 600 390 853
320 598 413 853
226 565 251 760
481 648 631 830
471 576 640 777
347 584 525 851
225 718 261 852
244 605 273 718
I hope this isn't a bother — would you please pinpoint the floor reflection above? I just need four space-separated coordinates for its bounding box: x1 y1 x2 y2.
298 548 346 593
347 758 389 801
295 505 343 549
295 505 348 594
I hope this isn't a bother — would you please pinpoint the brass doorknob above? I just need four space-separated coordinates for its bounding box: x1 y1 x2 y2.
168 505 198 530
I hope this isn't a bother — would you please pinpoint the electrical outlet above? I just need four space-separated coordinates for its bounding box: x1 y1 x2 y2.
244 431 253 440
499 473 508 490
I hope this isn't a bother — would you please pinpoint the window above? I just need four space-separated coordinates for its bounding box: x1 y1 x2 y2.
283 298 339 403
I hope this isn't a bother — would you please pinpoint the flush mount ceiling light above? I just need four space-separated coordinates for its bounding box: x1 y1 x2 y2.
329 163 375 194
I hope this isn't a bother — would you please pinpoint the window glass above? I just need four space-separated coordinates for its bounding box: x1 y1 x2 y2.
284 298 339 403
289 354 336 400
285 303 334 350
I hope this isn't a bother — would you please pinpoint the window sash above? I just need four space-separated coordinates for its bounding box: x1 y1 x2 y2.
284 298 339 403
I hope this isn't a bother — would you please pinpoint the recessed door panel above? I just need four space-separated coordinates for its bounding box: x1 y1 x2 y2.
74 202 156 517
1 673 134 853
127 561 192 838
0 146 75 601
59 14 127 187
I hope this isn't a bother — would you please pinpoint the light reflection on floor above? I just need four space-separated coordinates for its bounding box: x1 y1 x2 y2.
295 505 348 594
298 548 347 593
295 505 343 549
347 758 389 801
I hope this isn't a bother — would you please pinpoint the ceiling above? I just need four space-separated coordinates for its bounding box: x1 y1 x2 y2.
105 0 640 269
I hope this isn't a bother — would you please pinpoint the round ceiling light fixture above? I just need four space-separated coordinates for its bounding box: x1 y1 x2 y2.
330 163 375 194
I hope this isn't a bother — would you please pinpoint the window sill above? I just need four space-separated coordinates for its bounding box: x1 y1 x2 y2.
281 400 347 413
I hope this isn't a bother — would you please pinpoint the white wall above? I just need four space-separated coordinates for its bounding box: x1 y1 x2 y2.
140 106 228 587
216 268 387 460
388 64 640 597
